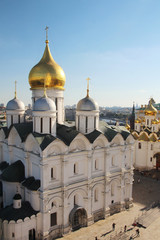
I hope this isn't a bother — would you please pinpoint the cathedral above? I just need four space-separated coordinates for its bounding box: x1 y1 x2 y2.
0 32 134 240
132 99 160 170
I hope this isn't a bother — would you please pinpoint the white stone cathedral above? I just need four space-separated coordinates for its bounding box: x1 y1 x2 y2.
0 33 134 240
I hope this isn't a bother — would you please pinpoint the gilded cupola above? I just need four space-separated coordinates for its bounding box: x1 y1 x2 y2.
144 99 157 116
28 31 66 90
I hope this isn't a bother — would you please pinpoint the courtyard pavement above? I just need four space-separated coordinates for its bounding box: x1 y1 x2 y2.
58 170 160 240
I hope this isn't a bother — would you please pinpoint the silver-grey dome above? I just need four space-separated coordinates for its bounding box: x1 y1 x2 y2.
33 96 56 111
77 96 99 111
6 98 25 110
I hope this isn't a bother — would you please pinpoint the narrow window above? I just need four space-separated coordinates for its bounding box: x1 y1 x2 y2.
51 168 53 179
94 189 98 202
11 115 13 125
74 195 77 205
151 144 153 150
111 184 115 196
94 116 96 129
150 157 152 162
147 119 149 126
50 212 57 226
74 164 76 174
12 233 15 237
41 118 43 133
95 159 98 170
18 115 20 123
138 142 141 149
86 116 88 133
49 118 52 133
55 98 58 122
78 116 80 131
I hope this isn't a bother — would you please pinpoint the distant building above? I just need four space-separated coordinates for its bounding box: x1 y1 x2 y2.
132 99 160 170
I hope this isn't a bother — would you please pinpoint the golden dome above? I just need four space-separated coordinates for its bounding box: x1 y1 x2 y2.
135 117 141 123
28 40 66 90
144 100 157 116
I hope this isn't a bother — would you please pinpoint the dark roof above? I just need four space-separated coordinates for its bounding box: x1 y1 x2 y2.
0 160 25 183
0 162 9 171
99 121 118 142
0 181 2 196
22 177 40 191
13 194 22 200
57 123 79 146
1 127 8 138
0 201 39 222
8 122 33 142
144 128 152 135
85 130 101 143
33 132 56 151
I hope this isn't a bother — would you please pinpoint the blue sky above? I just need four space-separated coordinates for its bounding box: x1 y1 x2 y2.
1 0 160 107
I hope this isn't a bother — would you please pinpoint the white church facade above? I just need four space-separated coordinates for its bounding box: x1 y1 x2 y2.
133 99 160 170
0 33 134 240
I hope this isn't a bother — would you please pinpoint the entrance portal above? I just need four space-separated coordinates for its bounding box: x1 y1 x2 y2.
69 206 87 231
154 153 160 170
29 229 35 240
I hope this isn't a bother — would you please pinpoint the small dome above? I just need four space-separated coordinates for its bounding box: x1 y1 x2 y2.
29 41 66 90
33 95 56 111
13 193 22 200
77 96 99 111
6 98 25 111
145 100 157 116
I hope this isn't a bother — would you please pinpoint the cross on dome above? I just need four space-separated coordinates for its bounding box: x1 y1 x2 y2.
86 77 90 97
14 80 17 99
45 26 49 43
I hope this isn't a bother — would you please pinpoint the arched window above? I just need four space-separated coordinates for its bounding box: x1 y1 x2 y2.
74 195 78 205
86 117 88 133
111 183 115 197
41 118 43 133
95 159 98 170
49 118 52 133
94 188 98 202
138 142 141 149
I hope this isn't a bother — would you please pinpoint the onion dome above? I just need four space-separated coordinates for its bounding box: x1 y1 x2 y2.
13 193 22 200
77 96 99 111
28 39 66 90
152 119 159 124
135 117 141 123
33 90 56 111
144 100 157 116
6 97 25 111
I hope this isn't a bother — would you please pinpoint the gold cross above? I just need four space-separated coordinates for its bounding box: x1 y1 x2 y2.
15 80 17 98
86 77 90 97
45 26 49 42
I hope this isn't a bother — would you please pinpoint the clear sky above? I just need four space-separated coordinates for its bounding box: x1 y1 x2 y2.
1 0 160 107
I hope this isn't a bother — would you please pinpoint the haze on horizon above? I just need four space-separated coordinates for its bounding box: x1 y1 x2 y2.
0 0 160 108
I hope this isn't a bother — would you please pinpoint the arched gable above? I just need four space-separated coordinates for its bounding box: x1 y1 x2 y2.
149 133 158 142
132 131 139 140
68 188 88 199
126 134 135 144
48 196 62 208
8 127 21 147
93 134 109 149
24 134 41 154
0 128 6 142
69 133 91 153
43 139 68 157
110 133 124 146
92 182 104 191
138 131 149 141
